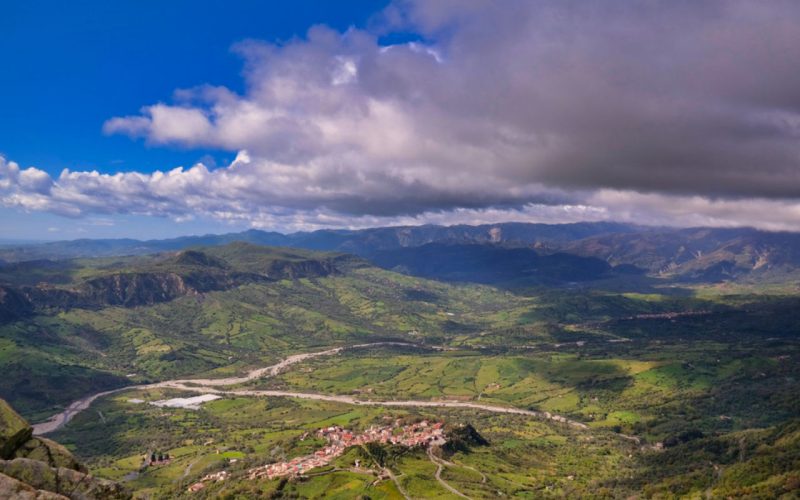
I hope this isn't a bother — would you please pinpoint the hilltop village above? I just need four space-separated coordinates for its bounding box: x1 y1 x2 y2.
188 420 446 492
249 420 446 480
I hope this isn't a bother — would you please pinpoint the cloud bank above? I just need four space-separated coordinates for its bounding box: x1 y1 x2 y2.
4 0 800 231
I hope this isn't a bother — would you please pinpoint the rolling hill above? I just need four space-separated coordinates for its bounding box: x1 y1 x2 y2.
0 243 531 418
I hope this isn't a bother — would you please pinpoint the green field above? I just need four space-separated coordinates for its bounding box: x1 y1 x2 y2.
1 246 799 497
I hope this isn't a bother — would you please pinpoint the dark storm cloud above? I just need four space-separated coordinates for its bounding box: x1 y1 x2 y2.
387 0 800 199
4 0 800 230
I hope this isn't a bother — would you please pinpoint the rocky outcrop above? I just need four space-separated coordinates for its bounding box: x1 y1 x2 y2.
0 472 67 499
20 287 87 311
0 247 353 320
79 272 198 307
13 437 86 473
442 423 489 455
0 399 32 460
0 398 129 499
0 459 128 500
15 271 233 312
262 258 338 279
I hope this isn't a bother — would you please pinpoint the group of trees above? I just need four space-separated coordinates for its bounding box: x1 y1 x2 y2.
147 451 170 464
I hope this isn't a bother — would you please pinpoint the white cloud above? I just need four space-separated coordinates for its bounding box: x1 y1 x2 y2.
4 153 800 232
104 105 213 145
331 56 359 85
5 1 800 233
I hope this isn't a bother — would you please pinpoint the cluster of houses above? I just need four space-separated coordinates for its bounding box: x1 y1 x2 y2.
247 420 446 480
187 470 230 493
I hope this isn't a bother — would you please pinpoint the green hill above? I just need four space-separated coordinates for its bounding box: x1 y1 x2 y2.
0 243 527 418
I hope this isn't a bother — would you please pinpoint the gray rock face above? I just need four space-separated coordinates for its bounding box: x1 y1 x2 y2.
13 438 87 473
0 399 32 460
0 459 129 500
0 471 67 499
0 398 130 500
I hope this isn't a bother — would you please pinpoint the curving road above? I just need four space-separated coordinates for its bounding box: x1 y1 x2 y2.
32 341 587 435
428 447 471 499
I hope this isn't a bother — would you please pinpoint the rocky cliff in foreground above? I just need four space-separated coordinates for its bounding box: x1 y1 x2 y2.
0 398 129 499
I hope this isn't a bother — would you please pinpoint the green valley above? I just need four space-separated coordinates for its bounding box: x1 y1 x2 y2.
7 1 800 496
0 236 798 498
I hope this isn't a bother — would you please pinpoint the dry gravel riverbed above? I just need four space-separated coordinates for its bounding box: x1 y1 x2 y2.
33 342 587 434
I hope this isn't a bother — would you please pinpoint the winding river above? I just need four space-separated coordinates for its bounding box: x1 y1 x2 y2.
32 342 587 435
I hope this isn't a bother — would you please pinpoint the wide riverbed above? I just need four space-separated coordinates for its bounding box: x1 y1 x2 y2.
32 342 587 434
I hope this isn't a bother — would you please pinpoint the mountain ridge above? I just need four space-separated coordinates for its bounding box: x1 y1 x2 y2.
0 244 359 319
3 222 800 287
0 222 641 262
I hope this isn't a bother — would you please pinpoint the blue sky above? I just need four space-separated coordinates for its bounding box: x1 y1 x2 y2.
3 1 800 239
1 0 388 176
1 0 391 239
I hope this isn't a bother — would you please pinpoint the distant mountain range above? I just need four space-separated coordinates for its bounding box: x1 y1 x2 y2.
0 222 636 262
368 243 619 286
2 222 800 286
